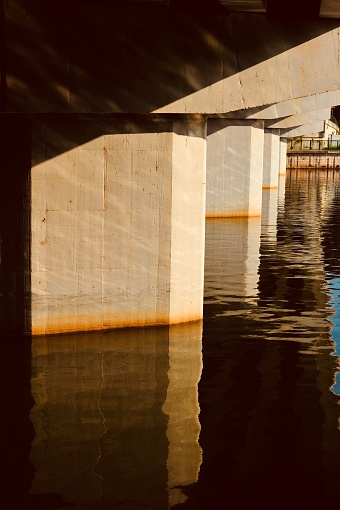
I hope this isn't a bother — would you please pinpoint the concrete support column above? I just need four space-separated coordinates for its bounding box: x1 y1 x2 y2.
31 114 207 335
206 119 264 217
279 138 288 175
263 129 280 189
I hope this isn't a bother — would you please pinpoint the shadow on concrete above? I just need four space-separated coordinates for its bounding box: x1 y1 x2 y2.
5 1 339 117
30 113 206 166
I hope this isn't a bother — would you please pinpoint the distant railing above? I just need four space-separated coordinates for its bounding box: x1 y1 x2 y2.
288 138 340 151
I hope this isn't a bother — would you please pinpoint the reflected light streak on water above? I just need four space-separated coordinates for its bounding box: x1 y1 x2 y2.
6 169 340 509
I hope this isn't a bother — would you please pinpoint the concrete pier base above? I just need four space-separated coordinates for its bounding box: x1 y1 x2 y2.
206 119 264 217
30 115 207 335
263 129 280 189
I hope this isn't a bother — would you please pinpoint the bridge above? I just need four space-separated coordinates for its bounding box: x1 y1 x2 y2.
2 0 340 335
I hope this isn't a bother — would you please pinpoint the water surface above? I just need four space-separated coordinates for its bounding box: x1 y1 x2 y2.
4 169 340 509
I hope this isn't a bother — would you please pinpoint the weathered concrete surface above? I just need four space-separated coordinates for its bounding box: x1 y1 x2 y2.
31 115 206 335
29 323 203 509
5 1 340 115
206 119 264 217
263 129 280 189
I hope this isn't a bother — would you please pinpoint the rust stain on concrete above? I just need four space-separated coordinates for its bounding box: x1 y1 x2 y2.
206 211 261 218
32 314 203 336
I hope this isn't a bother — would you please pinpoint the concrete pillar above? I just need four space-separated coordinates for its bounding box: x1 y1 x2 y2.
30 114 207 335
279 138 288 175
263 129 280 189
206 119 264 217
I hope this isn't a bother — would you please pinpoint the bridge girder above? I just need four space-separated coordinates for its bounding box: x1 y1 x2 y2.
4 1 340 116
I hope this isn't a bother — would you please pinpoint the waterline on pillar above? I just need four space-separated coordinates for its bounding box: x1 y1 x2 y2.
205 212 262 218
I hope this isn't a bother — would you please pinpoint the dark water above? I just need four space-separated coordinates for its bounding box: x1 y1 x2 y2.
4 169 340 509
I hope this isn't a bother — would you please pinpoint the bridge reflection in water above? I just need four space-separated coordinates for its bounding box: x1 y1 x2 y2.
12 169 340 509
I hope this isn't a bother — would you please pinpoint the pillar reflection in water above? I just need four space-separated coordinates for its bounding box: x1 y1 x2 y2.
278 174 286 210
29 322 202 509
162 324 203 508
261 173 286 242
204 217 261 309
261 187 278 241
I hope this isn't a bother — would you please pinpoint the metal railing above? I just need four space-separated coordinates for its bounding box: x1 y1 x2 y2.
288 138 340 151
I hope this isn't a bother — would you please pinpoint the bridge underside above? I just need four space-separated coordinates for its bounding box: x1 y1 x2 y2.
2 1 339 334
4 2 340 115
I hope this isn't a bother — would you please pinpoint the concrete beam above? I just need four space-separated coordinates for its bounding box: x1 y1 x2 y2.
223 0 340 19
265 107 331 129
262 90 340 119
281 121 326 137
265 0 322 20
156 20 340 114
6 4 340 115
211 90 340 120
